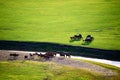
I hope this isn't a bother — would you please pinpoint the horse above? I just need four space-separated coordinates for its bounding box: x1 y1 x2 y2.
59 52 71 58
39 53 50 60
29 53 34 60
70 34 83 41
65 52 71 58
84 35 94 42
70 36 76 40
29 53 33 56
10 53 19 57
59 52 65 57
9 53 19 60
86 35 91 38
24 55 28 59
74 34 82 39
45 52 56 58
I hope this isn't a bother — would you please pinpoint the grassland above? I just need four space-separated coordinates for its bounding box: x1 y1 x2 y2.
0 0 120 50
0 60 120 80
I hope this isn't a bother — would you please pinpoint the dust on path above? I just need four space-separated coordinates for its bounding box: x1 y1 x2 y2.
0 50 117 76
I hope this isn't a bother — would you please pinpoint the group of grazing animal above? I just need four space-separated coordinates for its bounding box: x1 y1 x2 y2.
9 53 28 60
70 34 94 42
29 52 56 60
29 52 71 60
9 52 71 61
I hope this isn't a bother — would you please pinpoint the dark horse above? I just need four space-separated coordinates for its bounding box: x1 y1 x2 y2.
45 52 56 58
10 53 19 57
59 52 71 58
84 35 94 42
65 52 71 58
59 52 65 57
70 34 83 41
9 53 19 60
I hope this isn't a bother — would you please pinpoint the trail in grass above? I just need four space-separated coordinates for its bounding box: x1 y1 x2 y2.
6 50 120 68
71 56 120 68
1 50 120 68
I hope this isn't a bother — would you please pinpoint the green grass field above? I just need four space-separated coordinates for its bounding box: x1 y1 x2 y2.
0 0 120 50
0 61 120 80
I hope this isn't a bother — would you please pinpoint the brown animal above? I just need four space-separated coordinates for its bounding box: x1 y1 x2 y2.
9 53 19 60
29 52 57 60
39 53 50 59
10 53 19 56
45 52 56 57
24 55 28 59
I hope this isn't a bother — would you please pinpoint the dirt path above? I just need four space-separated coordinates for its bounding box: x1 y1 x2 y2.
49 57 116 76
0 50 117 76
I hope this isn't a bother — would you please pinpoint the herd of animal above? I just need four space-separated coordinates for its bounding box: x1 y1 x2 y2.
70 34 94 42
8 34 93 61
9 52 71 61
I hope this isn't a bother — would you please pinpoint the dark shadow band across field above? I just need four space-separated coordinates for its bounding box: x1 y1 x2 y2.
0 40 120 61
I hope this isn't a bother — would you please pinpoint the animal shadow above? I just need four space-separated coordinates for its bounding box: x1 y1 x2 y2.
81 41 91 45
